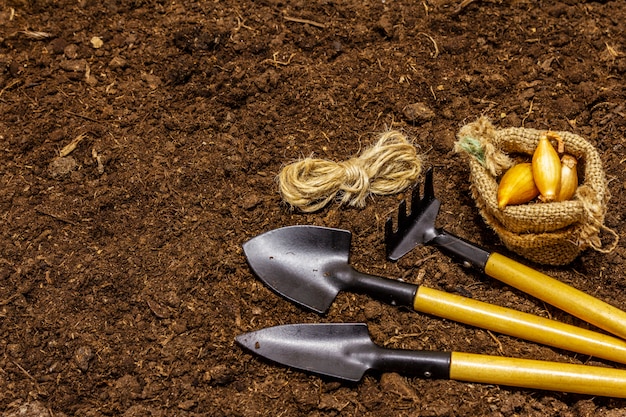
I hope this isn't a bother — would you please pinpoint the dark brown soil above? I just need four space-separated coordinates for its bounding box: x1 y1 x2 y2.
2 1 626 416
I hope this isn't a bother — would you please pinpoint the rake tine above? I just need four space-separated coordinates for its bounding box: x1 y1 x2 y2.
384 216 396 250
410 182 421 216
397 199 408 228
423 167 435 201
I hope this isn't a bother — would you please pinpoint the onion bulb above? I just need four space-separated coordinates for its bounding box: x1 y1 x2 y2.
532 132 563 202
556 154 578 202
497 162 540 209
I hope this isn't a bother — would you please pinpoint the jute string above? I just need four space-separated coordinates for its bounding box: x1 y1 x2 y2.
278 131 422 212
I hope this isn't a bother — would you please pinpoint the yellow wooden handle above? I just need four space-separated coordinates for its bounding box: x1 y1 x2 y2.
451 352 626 398
485 252 626 340
413 286 626 365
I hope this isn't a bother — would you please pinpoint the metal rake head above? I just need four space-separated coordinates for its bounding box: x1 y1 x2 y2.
385 167 442 261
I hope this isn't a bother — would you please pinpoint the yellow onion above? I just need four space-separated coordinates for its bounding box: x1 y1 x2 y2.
497 162 540 209
556 154 578 202
532 132 563 202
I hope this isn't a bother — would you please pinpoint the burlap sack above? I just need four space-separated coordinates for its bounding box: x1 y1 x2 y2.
454 117 618 265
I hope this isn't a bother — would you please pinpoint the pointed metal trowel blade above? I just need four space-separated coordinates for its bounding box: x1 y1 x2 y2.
236 323 375 381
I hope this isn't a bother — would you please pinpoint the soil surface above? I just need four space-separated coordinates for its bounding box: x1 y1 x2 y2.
2 1 626 416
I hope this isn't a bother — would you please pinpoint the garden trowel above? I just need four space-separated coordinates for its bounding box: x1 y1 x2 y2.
237 322 626 398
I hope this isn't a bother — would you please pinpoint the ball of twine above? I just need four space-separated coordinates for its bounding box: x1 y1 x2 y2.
278 131 422 212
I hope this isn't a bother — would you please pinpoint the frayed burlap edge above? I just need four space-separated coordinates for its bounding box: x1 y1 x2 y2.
455 116 618 265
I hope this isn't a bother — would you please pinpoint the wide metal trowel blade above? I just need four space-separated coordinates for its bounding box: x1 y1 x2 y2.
242 226 353 313
236 323 374 381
